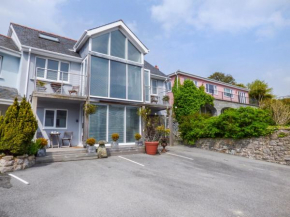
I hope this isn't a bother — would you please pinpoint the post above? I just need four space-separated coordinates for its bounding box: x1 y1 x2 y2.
31 96 38 140
169 108 174 146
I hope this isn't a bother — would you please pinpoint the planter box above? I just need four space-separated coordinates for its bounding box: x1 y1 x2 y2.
37 148 46 157
87 146 96 153
111 141 119 149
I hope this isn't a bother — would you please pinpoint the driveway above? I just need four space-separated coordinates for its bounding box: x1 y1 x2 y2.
1 145 290 217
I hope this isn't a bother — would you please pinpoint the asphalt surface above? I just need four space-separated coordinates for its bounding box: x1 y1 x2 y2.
1 146 290 217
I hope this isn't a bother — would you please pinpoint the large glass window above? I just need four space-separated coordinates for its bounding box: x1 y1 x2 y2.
36 57 45 78
44 109 67 128
47 59 59 81
89 105 107 141
109 105 124 143
90 56 109 97
110 61 126 99
152 79 158 95
224 88 233 98
126 107 139 142
144 70 150 102
111 30 126 59
128 41 141 63
206 84 217 95
91 33 109 54
128 65 141 100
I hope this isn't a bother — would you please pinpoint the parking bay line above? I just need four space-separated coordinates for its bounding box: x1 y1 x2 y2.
166 153 194 160
8 174 30 185
118 156 145 167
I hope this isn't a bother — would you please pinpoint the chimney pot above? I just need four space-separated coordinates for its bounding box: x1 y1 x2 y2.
155 65 159 69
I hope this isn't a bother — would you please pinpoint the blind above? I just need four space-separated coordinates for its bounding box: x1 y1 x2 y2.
110 61 126 99
89 105 107 141
36 58 45 78
144 70 150 102
111 30 126 59
128 41 141 63
91 33 109 54
109 105 124 143
47 59 58 80
126 107 139 143
128 65 141 100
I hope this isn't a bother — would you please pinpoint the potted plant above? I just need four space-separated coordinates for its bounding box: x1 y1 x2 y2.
111 133 119 148
97 140 108 158
36 138 48 157
84 103 97 117
36 80 47 92
86 138 96 153
156 126 170 153
162 95 169 104
134 133 142 146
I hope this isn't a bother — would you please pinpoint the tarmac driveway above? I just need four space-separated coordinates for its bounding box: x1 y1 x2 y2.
1 145 290 217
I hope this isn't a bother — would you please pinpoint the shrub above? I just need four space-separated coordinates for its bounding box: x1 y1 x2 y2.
135 133 141 141
84 103 97 117
111 133 119 141
36 138 48 148
278 132 288 138
27 141 39 156
86 138 96 146
162 95 169 102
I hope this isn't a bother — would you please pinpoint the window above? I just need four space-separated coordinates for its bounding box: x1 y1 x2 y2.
91 33 109 54
144 70 150 102
35 57 69 82
206 84 217 95
238 92 246 104
224 88 233 98
165 81 172 92
39 33 59 42
128 41 141 63
128 65 141 100
111 30 126 59
90 57 108 97
152 79 158 95
0 56 2 74
184 78 197 86
110 61 126 99
44 109 67 128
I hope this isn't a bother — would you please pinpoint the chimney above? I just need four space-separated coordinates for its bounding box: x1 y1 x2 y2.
155 65 159 70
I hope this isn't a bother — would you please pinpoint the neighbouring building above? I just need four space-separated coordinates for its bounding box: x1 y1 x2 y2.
168 71 255 116
0 20 171 147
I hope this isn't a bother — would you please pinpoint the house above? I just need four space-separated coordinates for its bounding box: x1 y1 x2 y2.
0 20 171 147
168 70 254 115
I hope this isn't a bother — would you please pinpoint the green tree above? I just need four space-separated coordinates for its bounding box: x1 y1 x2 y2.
247 80 274 106
208 72 236 85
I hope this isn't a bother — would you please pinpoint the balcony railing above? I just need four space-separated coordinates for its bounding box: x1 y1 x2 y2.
145 86 169 105
34 67 87 97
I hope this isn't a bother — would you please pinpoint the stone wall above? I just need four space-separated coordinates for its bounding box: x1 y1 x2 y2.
0 155 35 173
195 130 290 166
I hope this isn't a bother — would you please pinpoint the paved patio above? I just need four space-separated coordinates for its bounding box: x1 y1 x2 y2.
1 146 290 217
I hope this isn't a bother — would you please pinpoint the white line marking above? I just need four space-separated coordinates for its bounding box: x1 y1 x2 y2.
118 156 145 167
167 153 194 160
8 174 29 185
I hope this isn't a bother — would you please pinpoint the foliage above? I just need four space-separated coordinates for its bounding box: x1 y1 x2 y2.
86 138 96 146
0 97 38 155
84 103 97 117
208 72 236 85
98 140 106 145
172 78 214 123
36 138 48 148
179 107 272 144
247 80 274 106
27 141 40 156
162 95 169 102
156 125 170 143
236 83 247 88
36 80 46 87
278 132 288 138
134 133 141 141
111 133 119 141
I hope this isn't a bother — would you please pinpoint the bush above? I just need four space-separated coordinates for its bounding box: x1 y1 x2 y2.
111 133 119 141
86 138 96 146
278 132 288 138
27 141 39 156
135 133 141 141
36 138 48 148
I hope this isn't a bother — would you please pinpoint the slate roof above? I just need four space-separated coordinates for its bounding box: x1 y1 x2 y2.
144 60 166 77
0 34 19 52
0 86 22 100
11 23 80 58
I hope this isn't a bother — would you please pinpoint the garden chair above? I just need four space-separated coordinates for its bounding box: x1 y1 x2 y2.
68 86 79 95
50 83 62 94
151 95 159 104
62 132 73 148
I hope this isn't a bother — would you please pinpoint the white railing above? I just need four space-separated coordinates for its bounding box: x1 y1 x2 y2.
145 86 169 105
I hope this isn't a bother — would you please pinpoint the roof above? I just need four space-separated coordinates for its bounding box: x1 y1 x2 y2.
11 23 80 58
169 70 249 91
144 60 166 77
0 86 22 100
0 34 19 52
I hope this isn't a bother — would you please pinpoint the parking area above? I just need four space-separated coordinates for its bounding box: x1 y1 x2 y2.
1 145 290 217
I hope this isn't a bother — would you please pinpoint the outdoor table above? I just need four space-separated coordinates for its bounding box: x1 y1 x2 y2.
50 132 61 148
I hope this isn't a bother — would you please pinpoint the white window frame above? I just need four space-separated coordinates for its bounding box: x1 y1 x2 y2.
0 56 2 75
238 91 246 103
206 83 217 95
43 109 68 129
224 88 233 98
35 56 70 83
144 69 151 103
151 79 158 95
165 80 172 92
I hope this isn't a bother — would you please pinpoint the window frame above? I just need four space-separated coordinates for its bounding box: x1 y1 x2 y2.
35 56 70 83
224 88 233 98
206 83 218 95
43 109 68 129
151 79 158 96
0 55 2 75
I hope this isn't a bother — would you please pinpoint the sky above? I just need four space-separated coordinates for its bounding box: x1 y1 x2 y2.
0 0 290 96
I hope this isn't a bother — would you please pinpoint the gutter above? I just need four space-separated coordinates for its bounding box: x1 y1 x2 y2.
25 47 31 97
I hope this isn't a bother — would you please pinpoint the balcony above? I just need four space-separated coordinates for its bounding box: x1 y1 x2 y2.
145 86 170 106
32 67 87 101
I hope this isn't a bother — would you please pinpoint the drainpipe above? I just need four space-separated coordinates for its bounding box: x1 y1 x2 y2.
25 47 32 98
175 71 178 89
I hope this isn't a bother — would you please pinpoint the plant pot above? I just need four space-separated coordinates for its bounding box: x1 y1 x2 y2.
87 145 96 153
111 141 119 149
37 148 46 157
145 141 159 155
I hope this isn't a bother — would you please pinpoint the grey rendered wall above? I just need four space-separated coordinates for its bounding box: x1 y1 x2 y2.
79 40 89 59
37 100 82 146
0 51 20 89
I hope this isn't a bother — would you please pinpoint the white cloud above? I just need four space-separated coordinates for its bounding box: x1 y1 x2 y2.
151 0 290 37
126 20 138 33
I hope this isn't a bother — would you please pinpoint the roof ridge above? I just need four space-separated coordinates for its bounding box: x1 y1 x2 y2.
10 23 77 42
0 34 11 39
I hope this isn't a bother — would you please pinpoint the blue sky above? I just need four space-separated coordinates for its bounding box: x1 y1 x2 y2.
1 0 290 96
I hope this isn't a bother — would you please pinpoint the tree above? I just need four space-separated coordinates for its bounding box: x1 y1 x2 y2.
208 72 236 85
247 80 274 106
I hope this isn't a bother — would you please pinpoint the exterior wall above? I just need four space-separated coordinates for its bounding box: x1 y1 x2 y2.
36 100 82 146
195 130 290 166
0 51 20 89
79 40 89 59
0 104 9 115
18 51 29 96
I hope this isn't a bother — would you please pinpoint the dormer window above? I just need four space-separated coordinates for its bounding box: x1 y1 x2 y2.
39 33 59 42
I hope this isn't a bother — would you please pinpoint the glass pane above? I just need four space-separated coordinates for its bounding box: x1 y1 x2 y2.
92 33 109 54
47 59 59 80
152 79 158 94
60 62 69 81
109 105 124 143
110 61 126 99
90 56 109 97
36 58 46 78
45 110 54 127
56 110 67 128
128 41 141 62
144 70 150 102
126 107 139 143
89 105 107 141
128 65 141 100
111 30 126 59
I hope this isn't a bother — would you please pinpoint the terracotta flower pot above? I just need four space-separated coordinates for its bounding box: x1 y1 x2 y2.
145 141 159 155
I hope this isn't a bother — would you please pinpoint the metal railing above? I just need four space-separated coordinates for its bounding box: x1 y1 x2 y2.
145 86 169 105
34 67 87 96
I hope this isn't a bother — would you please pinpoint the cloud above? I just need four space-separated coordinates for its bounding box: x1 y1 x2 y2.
151 0 290 37
126 20 138 33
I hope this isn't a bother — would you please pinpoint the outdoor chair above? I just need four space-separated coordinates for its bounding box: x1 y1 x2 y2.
151 95 159 104
50 83 62 94
62 131 73 148
68 86 79 95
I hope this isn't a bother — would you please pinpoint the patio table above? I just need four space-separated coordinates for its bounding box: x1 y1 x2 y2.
50 132 61 148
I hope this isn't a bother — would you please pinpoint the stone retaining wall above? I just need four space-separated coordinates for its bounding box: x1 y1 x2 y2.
0 155 35 173
195 130 290 166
